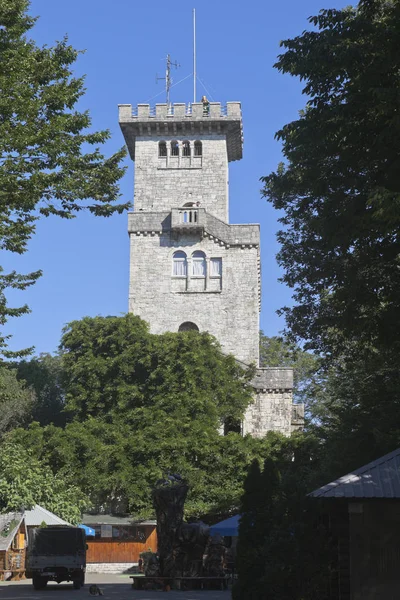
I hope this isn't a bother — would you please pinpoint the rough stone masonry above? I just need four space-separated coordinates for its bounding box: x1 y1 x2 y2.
118 101 304 437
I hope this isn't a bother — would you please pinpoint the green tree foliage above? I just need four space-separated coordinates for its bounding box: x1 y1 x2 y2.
234 434 334 600
13 353 66 426
0 0 127 356
0 440 89 523
262 0 400 467
61 314 254 427
315 350 400 478
9 422 276 520
2 314 257 517
0 364 34 435
262 0 400 358
233 457 280 600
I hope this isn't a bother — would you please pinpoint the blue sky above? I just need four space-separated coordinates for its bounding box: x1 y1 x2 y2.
3 0 350 355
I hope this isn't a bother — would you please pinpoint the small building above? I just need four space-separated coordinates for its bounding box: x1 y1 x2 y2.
82 514 157 573
0 512 26 581
309 448 400 600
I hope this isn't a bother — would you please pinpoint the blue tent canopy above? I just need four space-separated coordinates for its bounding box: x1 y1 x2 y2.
79 524 95 537
209 515 240 537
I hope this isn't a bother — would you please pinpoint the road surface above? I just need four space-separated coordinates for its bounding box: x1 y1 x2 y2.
0 573 231 600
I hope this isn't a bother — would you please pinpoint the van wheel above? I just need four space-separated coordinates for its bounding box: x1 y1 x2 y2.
73 579 81 590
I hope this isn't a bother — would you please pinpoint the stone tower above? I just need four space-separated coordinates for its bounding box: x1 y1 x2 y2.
119 101 304 437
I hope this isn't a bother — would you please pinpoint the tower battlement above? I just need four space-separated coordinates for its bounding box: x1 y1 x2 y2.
118 101 243 162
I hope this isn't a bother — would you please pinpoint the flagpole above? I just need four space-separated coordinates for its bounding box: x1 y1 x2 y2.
193 8 196 103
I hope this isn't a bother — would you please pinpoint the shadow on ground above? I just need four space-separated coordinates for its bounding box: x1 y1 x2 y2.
0 580 231 600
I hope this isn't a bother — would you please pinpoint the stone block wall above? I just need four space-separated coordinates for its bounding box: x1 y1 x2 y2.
133 135 229 221
128 230 260 365
243 368 294 437
243 390 293 437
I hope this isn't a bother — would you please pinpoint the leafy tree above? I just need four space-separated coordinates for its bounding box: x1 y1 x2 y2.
0 440 89 523
314 349 400 479
234 434 334 600
7 422 274 520
13 353 66 426
0 363 34 435
61 314 254 427
233 457 281 600
3 314 257 518
0 0 127 356
262 0 400 469
262 0 400 359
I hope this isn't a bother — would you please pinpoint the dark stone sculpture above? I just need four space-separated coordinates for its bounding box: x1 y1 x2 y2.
140 551 159 577
152 474 210 578
152 474 189 577
203 534 226 577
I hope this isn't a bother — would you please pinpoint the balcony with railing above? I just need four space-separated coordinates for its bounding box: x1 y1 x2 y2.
171 206 206 232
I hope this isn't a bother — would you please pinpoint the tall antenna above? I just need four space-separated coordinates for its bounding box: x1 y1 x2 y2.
193 8 196 103
156 54 180 105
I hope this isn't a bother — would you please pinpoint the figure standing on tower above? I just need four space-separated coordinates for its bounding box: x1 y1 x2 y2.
201 95 210 115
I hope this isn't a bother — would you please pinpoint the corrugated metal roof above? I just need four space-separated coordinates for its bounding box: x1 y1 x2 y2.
309 448 400 499
0 512 24 551
24 505 71 526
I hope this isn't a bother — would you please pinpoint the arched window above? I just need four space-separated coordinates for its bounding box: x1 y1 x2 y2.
172 251 187 277
158 141 167 157
182 141 191 157
178 322 199 332
192 251 206 277
171 141 179 157
194 141 202 156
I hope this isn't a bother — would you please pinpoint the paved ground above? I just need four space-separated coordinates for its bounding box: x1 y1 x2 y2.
0 573 231 600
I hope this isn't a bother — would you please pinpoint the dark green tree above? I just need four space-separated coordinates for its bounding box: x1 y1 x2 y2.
0 364 34 435
3 314 255 517
234 434 334 600
233 456 281 600
0 0 127 356
13 353 66 426
262 0 400 467
263 0 400 358
60 314 254 427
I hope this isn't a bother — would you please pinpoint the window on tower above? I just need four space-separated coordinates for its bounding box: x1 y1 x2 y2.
171 141 179 157
194 141 202 156
172 251 187 277
192 251 206 277
210 257 222 277
182 141 191 157
158 141 167 157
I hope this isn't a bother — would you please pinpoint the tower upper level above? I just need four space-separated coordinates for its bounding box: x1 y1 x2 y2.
119 102 243 161
118 102 243 222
